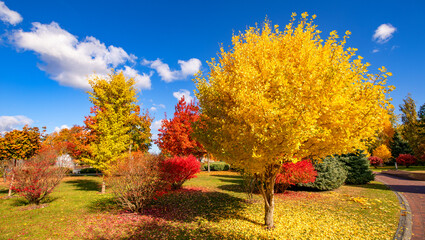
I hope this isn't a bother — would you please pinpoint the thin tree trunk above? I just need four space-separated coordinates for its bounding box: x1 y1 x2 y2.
101 175 106 194
207 158 210 173
8 174 14 197
8 159 16 197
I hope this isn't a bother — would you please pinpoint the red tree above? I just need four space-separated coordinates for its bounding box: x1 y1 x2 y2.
160 155 201 190
155 97 206 157
396 154 417 168
368 156 383 168
275 160 317 193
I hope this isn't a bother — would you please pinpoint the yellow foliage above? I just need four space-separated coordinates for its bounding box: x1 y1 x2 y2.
373 144 392 163
194 14 394 174
85 71 151 175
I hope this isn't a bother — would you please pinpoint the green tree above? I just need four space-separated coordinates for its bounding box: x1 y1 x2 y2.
194 14 393 228
390 130 413 160
399 94 420 156
337 150 374 185
85 71 152 193
417 103 425 160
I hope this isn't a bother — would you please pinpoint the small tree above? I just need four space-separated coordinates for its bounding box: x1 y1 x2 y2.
372 144 392 163
337 150 374 185
11 146 67 204
368 156 383 168
155 97 206 158
275 160 317 193
396 154 417 168
160 155 201 190
299 157 347 191
390 130 413 160
1 125 43 196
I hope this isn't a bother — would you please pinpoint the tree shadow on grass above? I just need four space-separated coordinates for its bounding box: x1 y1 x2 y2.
11 195 60 207
66 179 101 192
87 195 119 213
145 188 259 225
83 188 261 240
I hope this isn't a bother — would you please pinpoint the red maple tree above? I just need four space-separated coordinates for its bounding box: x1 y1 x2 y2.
155 97 206 157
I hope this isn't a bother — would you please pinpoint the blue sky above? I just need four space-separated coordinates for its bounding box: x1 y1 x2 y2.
1 0 424 153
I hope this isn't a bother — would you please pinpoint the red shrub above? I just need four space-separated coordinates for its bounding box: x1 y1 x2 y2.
161 155 201 190
396 154 417 167
275 159 317 193
368 156 383 168
12 147 67 204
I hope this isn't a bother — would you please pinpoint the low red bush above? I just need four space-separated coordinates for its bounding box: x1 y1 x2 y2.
368 156 383 168
396 154 417 167
161 155 201 190
275 159 317 193
12 147 67 204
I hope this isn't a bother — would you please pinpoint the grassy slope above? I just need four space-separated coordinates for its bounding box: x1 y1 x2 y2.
0 172 399 240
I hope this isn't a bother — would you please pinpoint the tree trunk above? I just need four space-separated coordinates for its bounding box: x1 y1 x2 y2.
8 159 17 197
8 174 14 197
258 164 280 229
101 176 106 194
207 158 210 173
264 192 274 228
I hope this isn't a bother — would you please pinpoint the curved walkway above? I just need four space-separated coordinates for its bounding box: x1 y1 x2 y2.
375 173 425 240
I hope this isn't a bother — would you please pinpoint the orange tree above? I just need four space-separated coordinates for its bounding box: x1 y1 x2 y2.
0 125 43 196
194 13 394 228
43 126 92 164
155 96 205 158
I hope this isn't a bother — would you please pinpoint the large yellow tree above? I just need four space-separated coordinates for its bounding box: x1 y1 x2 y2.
194 13 394 228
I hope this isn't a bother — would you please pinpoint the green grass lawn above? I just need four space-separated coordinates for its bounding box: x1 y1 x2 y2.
0 172 399 239
370 165 425 173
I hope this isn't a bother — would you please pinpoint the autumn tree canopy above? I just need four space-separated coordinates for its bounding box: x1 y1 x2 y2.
194 13 393 228
42 125 92 163
84 71 152 179
0 125 43 161
155 97 205 158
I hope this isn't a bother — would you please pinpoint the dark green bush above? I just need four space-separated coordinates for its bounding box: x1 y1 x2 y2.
80 168 100 174
201 162 230 171
336 150 374 185
299 156 347 191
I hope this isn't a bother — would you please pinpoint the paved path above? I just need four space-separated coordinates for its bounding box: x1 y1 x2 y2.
375 173 425 240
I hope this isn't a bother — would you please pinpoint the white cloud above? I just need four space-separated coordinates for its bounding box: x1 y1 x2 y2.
0 115 33 133
173 89 193 102
0 1 23 25
152 120 163 131
11 22 150 90
372 49 379 53
373 24 396 44
54 124 69 133
150 103 166 112
122 66 152 90
143 58 201 82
